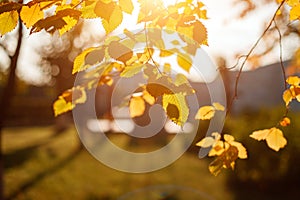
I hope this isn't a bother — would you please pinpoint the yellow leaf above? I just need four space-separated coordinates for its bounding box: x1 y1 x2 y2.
81 1 98 19
20 4 44 28
283 89 293 106
195 106 215 120
213 102 225 111
230 141 248 159
142 89 155 105
266 128 287 152
286 0 299 6
73 47 99 74
59 15 78 35
250 129 270 141
196 137 215 148
53 98 73 117
224 134 234 143
290 4 300 20
120 63 143 78
0 11 18 36
286 76 300 86
101 5 123 33
129 96 145 118
177 53 192 72
162 93 189 126
119 0 134 14
250 127 287 151
163 63 171 73
192 21 207 45
159 49 173 57
53 86 86 116
208 141 225 156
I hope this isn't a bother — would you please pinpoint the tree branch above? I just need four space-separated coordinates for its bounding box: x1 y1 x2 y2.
227 0 286 114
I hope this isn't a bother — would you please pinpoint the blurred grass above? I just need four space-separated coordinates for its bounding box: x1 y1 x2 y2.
3 126 231 200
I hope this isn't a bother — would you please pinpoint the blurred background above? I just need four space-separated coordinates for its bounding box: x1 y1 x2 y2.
1 0 300 199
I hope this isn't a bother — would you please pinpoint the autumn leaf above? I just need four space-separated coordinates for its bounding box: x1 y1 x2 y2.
31 8 81 34
108 41 133 63
129 95 145 118
162 93 189 126
120 63 144 78
0 11 18 36
20 3 44 28
142 89 155 105
100 4 123 33
119 0 134 14
195 103 225 120
53 86 87 116
282 76 300 106
250 127 287 151
73 47 104 74
94 0 116 21
209 145 239 176
195 106 215 120
177 53 192 72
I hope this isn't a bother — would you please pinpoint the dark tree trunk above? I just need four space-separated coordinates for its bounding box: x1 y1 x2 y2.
0 20 23 200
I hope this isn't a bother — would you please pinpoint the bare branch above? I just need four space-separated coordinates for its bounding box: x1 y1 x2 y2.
227 0 286 114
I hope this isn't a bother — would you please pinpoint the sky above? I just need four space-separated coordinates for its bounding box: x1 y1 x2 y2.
0 0 297 85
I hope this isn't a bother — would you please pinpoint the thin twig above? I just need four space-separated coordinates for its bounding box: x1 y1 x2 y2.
274 20 287 90
143 22 162 74
227 0 286 114
274 19 290 118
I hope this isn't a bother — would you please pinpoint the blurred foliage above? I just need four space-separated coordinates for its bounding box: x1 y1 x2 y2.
224 107 300 198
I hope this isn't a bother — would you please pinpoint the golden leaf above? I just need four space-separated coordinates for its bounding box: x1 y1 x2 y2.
162 93 189 126
142 89 155 105
286 76 300 86
0 11 18 36
177 53 192 72
195 106 215 120
101 5 123 33
290 4 300 20
53 86 87 116
20 4 44 28
120 63 143 78
250 127 287 151
283 89 293 106
73 47 99 74
81 1 98 19
129 96 145 118
119 0 134 14
266 128 287 152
